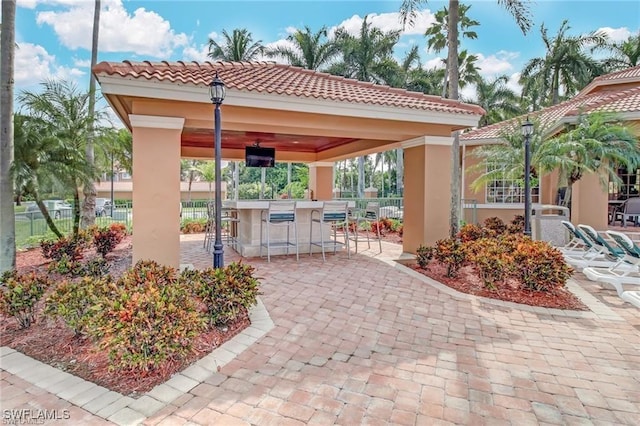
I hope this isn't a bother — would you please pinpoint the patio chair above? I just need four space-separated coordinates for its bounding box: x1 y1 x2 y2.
260 201 299 263
348 201 382 254
612 197 640 227
309 201 350 262
564 224 625 271
204 201 239 252
559 221 593 256
582 230 640 296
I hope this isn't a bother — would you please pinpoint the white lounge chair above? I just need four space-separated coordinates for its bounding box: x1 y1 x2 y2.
559 221 597 258
564 224 626 271
582 230 640 296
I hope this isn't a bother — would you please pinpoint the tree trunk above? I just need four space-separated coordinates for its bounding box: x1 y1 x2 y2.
357 156 365 198
447 0 461 238
287 162 292 198
35 198 63 239
395 148 404 197
260 167 266 199
0 0 17 272
81 0 101 228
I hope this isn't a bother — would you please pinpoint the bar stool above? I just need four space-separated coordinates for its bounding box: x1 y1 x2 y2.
260 201 299 262
204 201 240 252
350 202 382 253
309 201 350 261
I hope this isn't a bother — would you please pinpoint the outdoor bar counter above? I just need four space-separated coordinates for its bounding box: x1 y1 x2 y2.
224 200 355 258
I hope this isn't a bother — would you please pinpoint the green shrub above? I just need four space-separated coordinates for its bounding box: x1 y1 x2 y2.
45 277 109 335
512 239 574 292
456 223 486 242
81 257 110 277
433 238 467 278
483 217 507 235
416 244 434 269
92 224 125 257
86 261 205 371
48 253 85 276
181 218 207 234
466 238 511 289
41 235 89 262
0 271 51 328
191 261 260 326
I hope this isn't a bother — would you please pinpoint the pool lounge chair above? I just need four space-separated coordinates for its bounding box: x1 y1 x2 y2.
559 221 596 258
582 230 640 296
564 224 627 271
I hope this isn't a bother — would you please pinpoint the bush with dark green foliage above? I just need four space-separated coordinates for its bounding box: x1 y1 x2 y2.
0 271 51 328
507 215 525 234
416 244 435 269
190 261 260 326
456 223 486 242
86 260 205 371
45 277 110 335
92 224 126 258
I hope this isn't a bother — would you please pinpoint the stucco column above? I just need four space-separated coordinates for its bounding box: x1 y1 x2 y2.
571 172 608 230
402 136 453 253
308 162 334 200
130 115 185 268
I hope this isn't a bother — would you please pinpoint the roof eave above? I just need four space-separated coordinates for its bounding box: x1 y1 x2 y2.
96 74 482 129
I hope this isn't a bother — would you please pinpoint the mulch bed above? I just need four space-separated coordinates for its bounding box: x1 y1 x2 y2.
412 261 588 311
1 236 251 397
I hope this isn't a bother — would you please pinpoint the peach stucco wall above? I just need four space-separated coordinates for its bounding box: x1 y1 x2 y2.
131 116 183 268
571 172 608 230
308 163 333 200
403 143 452 253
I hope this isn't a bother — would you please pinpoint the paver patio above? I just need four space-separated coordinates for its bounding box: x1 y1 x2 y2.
2 234 640 425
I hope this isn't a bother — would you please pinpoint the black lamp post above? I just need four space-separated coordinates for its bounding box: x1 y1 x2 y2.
209 72 226 268
522 118 534 237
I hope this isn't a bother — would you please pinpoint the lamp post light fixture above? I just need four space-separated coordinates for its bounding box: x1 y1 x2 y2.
521 117 534 237
209 72 226 268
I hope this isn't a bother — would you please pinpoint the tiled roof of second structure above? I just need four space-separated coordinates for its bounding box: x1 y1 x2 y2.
93 60 485 116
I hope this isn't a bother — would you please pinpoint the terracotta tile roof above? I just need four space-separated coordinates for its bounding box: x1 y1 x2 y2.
93 60 484 116
462 65 640 142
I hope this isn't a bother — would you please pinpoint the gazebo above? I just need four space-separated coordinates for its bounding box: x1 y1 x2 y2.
93 60 484 267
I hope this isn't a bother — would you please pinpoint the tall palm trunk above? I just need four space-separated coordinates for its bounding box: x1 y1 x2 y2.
357 156 365 198
0 0 17 272
260 167 266 199
395 148 404 196
81 0 100 228
448 0 461 237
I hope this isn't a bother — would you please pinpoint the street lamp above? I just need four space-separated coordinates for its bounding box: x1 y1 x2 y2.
209 72 226 268
522 117 534 237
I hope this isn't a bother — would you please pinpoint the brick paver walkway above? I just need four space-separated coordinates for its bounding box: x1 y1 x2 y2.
2 234 640 425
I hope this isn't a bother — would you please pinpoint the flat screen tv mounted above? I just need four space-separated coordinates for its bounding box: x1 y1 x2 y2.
245 146 275 167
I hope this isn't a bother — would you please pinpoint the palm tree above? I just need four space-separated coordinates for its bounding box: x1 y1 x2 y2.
329 16 401 84
600 31 640 71
424 3 479 97
208 28 264 61
472 75 522 126
81 0 101 228
196 161 216 199
469 112 640 209
538 112 640 207
18 80 98 238
400 0 533 237
520 20 607 106
0 0 17 272
265 26 338 71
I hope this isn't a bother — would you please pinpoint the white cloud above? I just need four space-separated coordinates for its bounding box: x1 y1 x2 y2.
13 42 82 89
597 26 632 43
329 9 435 37
35 0 189 57
424 57 444 70
475 51 518 77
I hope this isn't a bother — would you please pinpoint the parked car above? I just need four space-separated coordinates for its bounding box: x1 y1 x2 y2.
25 200 73 219
95 198 113 217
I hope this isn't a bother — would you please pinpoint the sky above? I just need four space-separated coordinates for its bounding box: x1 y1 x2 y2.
7 0 640 103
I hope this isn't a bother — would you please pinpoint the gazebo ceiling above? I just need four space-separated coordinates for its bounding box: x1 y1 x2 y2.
182 128 357 153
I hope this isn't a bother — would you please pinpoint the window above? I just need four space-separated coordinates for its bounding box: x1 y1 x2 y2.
485 165 540 204
609 167 639 200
